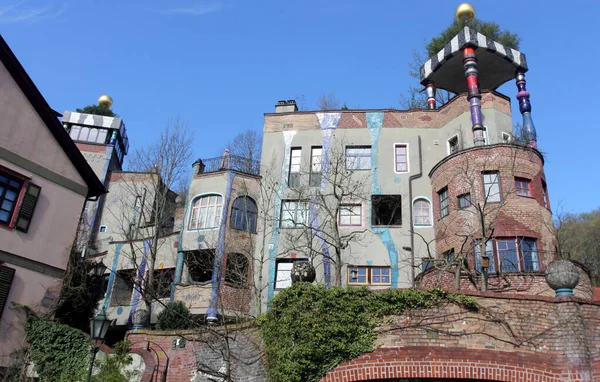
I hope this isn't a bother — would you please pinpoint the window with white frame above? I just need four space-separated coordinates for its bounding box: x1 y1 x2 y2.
339 204 362 226
394 144 408 173
189 194 223 230
275 258 308 289
345 146 371 170
309 146 322 186
448 135 459 154
482 172 501 203
474 240 495 273
502 132 511 143
280 200 309 228
412 199 431 226
289 147 301 187
483 126 490 144
99 225 107 233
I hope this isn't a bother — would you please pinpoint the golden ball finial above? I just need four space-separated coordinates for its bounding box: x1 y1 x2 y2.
98 94 113 109
456 3 475 21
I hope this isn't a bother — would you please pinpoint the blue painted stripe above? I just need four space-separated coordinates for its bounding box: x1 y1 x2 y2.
367 112 399 287
207 171 235 319
267 131 297 302
128 239 150 326
102 243 123 311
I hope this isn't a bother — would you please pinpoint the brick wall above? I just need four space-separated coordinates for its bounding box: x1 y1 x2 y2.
323 293 600 381
127 326 265 382
416 262 594 299
429 144 556 272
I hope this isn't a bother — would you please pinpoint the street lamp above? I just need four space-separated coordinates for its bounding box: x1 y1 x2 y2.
90 260 107 278
86 309 112 382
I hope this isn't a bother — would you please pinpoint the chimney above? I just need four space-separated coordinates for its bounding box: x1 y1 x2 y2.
275 100 298 113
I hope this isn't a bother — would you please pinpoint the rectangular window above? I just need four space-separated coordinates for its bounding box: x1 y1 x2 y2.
482 172 501 203
280 200 309 228
542 180 549 209
345 146 371 170
348 266 391 285
448 135 459 154
444 249 455 264
152 268 175 299
99 225 107 233
520 238 540 272
0 171 24 226
438 187 449 218
110 270 135 307
339 204 362 226
275 258 308 289
186 250 214 283
371 195 402 226
394 144 408 173
309 146 322 187
515 177 532 197
474 240 495 273
370 267 391 285
496 239 519 272
288 147 301 187
458 193 471 209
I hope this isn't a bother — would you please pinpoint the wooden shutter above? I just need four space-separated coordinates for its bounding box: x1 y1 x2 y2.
15 183 41 233
0 265 16 320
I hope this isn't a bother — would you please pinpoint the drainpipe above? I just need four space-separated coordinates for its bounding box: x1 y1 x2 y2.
408 136 423 288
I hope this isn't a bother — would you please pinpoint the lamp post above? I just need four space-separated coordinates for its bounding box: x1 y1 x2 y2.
86 309 112 382
91 260 107 278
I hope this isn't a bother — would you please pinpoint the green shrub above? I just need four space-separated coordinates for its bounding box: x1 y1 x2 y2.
25 317 89 381
259 284 477 382
156 301 193 330
91 340 138 382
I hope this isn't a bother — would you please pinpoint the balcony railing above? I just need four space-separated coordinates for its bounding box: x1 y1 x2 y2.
196 155 260 177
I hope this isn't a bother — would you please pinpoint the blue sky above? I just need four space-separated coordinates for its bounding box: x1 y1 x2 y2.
2 0 598 214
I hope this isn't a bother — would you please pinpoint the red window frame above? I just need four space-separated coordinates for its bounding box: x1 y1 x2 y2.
515 177 532 197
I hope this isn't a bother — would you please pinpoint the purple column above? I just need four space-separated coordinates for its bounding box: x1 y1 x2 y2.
515 72 537 149
463 47 485 146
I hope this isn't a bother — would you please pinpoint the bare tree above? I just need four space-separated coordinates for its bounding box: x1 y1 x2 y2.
423 144 546 292
279 139 372 286
223 129 263 165
317 92 341 111
106 117 193 324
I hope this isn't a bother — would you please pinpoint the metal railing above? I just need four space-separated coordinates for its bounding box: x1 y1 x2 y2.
195 155 260 176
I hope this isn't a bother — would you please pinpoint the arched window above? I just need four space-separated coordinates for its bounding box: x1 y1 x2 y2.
225 253 249 288
189 194 223 230
413 199 432 226
230 196 257 233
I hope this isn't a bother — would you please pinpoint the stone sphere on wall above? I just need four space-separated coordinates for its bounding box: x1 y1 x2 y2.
545 260 580 295
291 262 316 284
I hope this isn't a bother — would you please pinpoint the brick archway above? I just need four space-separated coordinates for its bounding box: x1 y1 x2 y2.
321 347 588 382
129 340 169 382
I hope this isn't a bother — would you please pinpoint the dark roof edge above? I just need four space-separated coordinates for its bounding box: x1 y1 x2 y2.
0 35 105 197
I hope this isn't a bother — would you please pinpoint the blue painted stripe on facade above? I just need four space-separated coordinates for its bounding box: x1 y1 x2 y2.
367 112 399 287
267 131 297 302
102 243 123 311
128 239 150 326
171 185 191 300
313 113 341 287
207 171 235 319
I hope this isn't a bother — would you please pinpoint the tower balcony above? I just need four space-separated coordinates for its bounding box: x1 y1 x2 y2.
193 155 260 177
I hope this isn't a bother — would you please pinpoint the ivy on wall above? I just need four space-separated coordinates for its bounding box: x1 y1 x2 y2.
25 316 90 381
259 284 477 382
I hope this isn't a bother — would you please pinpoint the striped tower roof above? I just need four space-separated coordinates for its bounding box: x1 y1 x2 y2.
420 27 528 93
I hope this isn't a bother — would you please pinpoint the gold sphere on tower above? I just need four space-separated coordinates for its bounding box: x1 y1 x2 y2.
98 94 113 108
455 3 475 21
